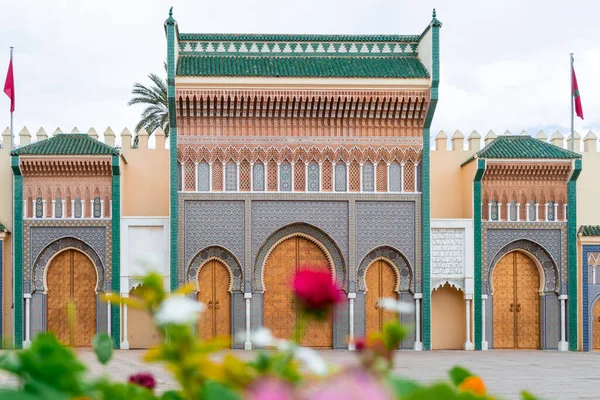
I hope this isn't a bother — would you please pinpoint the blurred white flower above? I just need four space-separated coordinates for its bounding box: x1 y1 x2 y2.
235 327 290 349
294 347 328 376
154 295 205 326
378 297 414 314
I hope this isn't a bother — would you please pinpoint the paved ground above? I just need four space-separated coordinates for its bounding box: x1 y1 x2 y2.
1 349 599 399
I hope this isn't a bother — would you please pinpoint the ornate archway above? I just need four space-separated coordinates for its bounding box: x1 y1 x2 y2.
357 246 412 293
33 237 105 294
489 239 559 294
254 223 346 292
186 246 243 293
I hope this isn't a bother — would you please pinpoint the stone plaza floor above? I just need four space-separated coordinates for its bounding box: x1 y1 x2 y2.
1 349 598 399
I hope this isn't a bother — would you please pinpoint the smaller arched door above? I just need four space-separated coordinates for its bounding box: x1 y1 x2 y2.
593 300 600 350
46 249 97 347
431 284 466 350
493 251 540 349
365 259 397 335
197 260 231 341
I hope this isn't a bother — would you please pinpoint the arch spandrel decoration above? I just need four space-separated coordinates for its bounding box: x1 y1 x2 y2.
254 223 346 292
186 246 243 293
488 239 559 295
32 237 105 293
357 246 412 294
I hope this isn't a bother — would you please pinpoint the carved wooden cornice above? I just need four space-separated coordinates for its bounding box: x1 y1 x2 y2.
484 162 572 181
20 158 113 177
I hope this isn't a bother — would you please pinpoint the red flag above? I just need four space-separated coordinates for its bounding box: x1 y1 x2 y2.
572 67 583 120
4 58 14 112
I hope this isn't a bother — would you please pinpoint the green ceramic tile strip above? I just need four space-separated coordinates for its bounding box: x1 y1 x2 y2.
111 155 121 348
568 159 581 350
11 156 22 348
473 158 486 350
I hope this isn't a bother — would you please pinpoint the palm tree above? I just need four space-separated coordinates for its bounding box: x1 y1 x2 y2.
128 62 169 146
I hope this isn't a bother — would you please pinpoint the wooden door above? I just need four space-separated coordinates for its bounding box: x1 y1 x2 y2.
515 252 540 349
492 252 540 349
197 260 231 341
47 249 97 347
593 300 600 350
365 260 397 336
264 236 333 348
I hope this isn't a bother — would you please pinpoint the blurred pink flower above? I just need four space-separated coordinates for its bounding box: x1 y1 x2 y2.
306 369 392 400
292 269 342 316
128 372 156 391
247 378 295 400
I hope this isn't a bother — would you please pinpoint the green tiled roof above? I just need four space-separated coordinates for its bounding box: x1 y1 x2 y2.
0 224 7 233
176 55 429 78
11 134 119 156
179 33 421 43
579 226 600 237
462 135 581 166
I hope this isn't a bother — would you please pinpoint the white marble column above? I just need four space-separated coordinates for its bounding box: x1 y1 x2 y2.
107 301 112 337
558 294 568 351
414 293 423 351
23 293 31 348
481 294 488 350
100 200 105 218
244 293 252 350
488 203 492 220
71 200 75 218
120 293 130 350
51 200 56 218
348 293 356 350
516 204 521 221
464 294 474 350
563 204 568 221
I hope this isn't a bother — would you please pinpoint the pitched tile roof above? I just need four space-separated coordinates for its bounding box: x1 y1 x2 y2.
11 134 119 156
462 135 581 166
176 55 429 78
579 226 600 237
179 33 422 43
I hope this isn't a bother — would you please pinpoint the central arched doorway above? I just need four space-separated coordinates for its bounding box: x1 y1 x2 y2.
197 259 231 341
263 236 333 348
492 251 540 349
432 283 466 350
365 259 397 336
46 249 97 347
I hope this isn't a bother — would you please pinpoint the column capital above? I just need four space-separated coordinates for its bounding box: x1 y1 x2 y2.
413 293 423 299
23 293 32 299
464 294 473 300
481 294 488 300
559 294 568 300
244 293 252 299
347 293 356 299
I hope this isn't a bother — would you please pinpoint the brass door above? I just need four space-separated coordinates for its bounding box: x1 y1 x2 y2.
365 260 397 336
593 300 600 350
197 260 231 341
264 236 333 348
492 252 540 349
47 250 97 347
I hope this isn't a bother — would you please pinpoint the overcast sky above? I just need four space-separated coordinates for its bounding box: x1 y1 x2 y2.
1 0 598 144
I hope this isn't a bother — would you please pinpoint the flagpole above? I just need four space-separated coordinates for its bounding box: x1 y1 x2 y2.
570 53 574 152
9 46 14 348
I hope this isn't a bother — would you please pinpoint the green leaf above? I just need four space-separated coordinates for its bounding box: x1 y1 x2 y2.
92 333 114 365
521 391 539 400
449 366 474 387
160 390 185 400
0 391 42 400
385 376 423 397
201 381 241 400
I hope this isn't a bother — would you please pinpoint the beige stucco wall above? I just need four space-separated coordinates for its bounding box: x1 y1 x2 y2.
0 132 13 343
430 133 478 219
431 284 467 349
120 131 170 217
577 147 600 226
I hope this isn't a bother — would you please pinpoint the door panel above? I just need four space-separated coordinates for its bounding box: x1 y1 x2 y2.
594 301 600 350
365 260 397 336
515 252 540 349
197 260 231 341
47 251 72 345
264 236 333 348
492 253 516 349
47 250 97 347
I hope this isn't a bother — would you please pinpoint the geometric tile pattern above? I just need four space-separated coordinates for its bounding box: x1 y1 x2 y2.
355 201 415 289
356 246 412 293
185 245 243 291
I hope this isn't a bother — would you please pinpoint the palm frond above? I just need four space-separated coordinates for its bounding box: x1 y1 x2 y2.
129 63 169 138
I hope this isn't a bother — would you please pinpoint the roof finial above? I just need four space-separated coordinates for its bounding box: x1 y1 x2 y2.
432 8 436 18
169 6 173 17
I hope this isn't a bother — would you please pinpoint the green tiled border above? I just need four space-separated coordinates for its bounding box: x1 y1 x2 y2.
421 14 441 350
568 158 581 351
111 155 121 348
11 156 22 348
473 159 486 350
166 12 179 292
